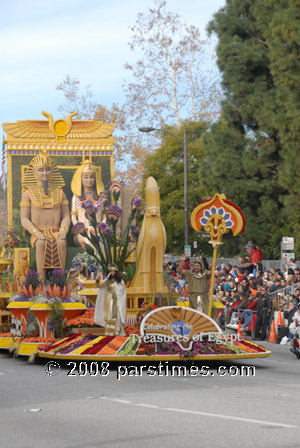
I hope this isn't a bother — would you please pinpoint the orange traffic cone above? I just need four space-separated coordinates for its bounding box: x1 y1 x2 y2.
277 310 284 326
237 321 243 336
268 320 277 343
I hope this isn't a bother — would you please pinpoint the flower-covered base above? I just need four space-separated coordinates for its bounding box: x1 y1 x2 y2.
0 333 57 356
38 333 271 361
0 330 271 361
50 306 272 361
0 333 18 348
18 337 57 356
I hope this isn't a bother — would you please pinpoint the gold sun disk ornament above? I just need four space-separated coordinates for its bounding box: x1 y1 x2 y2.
53 119 69 137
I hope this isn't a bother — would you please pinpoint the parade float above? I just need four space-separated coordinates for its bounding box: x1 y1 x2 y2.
0 111 271 362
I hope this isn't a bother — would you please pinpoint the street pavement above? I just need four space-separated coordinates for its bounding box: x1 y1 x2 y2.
1 341 300 448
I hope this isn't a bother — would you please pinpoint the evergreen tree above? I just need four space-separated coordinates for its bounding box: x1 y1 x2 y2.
253 0 300 213
200 0 289 257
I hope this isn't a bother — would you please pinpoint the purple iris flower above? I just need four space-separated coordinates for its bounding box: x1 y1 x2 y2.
133 198 142 209
97 222 109 232
73 222 85 234
103 227 114 237
104 205 123 217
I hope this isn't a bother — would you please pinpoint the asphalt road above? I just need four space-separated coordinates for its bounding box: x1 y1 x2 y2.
1 342 300 448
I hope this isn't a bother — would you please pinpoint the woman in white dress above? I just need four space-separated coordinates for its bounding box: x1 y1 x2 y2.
94 263 127 336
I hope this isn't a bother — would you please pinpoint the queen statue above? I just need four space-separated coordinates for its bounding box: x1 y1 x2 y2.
70 160 106 247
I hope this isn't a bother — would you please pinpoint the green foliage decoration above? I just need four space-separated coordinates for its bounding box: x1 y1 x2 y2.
47 296 65 339
73 198 141 276
198 0 300 256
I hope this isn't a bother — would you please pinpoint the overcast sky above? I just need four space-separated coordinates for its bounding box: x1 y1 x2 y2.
1 0 225 129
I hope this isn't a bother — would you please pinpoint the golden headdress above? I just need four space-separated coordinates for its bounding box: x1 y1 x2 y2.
71 160 104 197
30 150 54 168
22 150 65 207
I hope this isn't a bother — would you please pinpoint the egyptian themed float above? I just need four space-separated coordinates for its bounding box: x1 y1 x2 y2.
0 111 271 361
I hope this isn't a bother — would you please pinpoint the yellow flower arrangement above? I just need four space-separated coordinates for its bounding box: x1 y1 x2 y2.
7 301 33 308
30 302 86 310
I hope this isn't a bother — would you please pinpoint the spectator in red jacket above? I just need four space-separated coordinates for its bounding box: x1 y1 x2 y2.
245 241 263 272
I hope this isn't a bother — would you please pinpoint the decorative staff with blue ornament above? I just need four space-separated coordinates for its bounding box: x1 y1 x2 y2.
191 193 246 317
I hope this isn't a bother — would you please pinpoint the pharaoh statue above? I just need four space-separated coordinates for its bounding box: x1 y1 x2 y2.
70 160 105 247
20 150 70 283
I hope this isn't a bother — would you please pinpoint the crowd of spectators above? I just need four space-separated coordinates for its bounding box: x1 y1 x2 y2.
164 246 300 342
